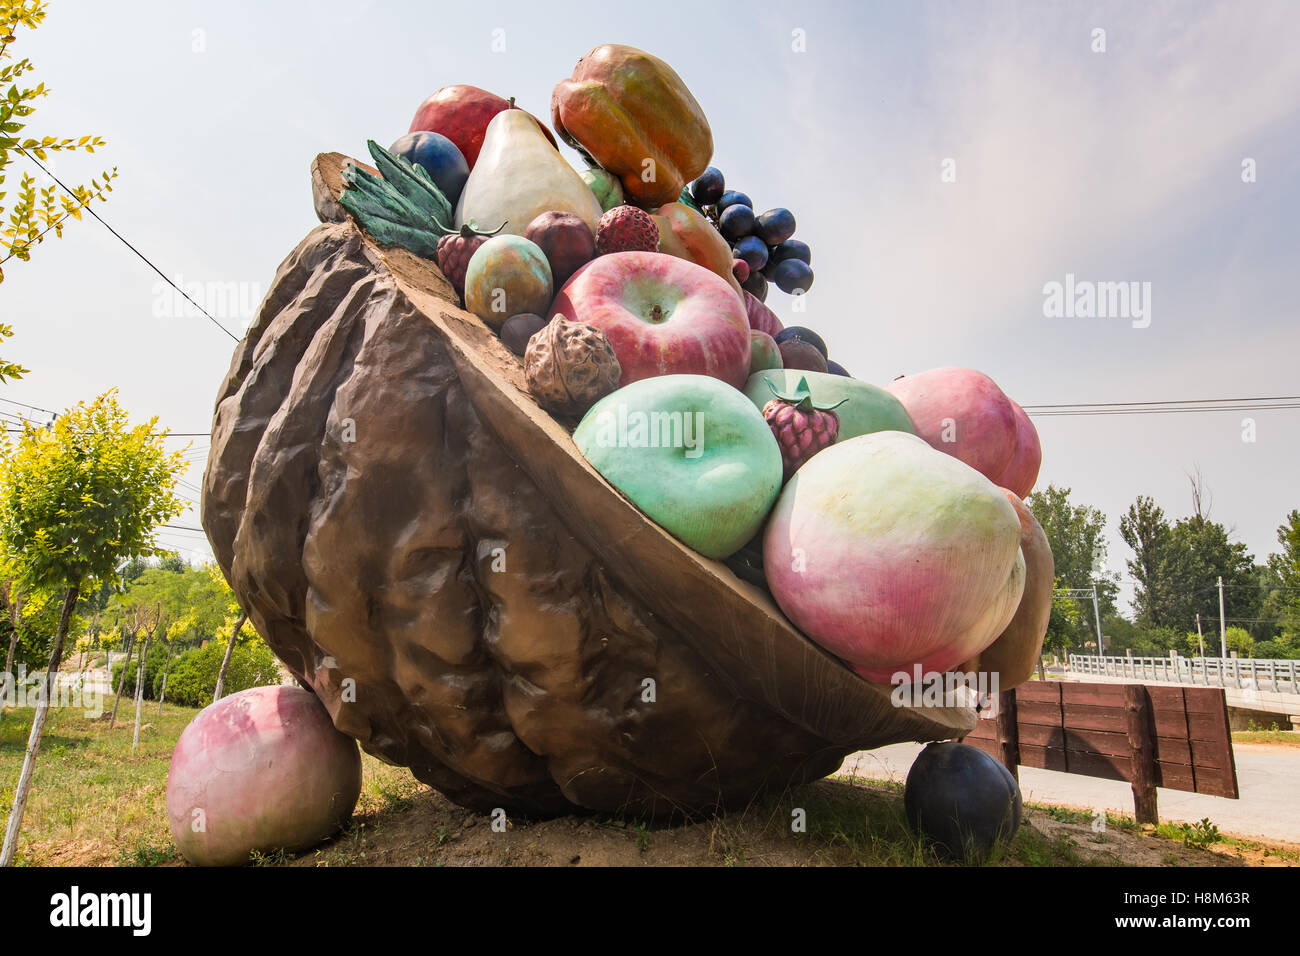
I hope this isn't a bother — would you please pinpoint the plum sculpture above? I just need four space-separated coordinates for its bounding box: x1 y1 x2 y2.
201 153 976 818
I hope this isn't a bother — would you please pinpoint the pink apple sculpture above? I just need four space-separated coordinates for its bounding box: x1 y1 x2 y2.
764 431 1026 683
551 251 751 389
166 685 361 866
886 366 1041 497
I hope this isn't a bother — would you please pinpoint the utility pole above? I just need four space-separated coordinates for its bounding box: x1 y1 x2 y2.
1196 612 1205 657
1218 576 1227 657
1092 584 1104 657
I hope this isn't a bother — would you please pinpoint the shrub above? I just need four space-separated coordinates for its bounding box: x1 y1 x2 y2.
110 641 172 701
157 640 282 708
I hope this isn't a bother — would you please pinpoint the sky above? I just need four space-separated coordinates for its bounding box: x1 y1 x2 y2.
1 0 1296 613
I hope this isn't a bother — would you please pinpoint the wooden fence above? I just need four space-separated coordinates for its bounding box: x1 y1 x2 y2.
962 680 1239 823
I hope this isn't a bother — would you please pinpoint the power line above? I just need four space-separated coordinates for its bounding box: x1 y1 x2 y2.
1023 396 1299 418
14 147 239 343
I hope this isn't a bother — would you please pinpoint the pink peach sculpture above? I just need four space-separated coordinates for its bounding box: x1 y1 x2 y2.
885 367 1020 483
993 398 1042 498
764 431 1026 683
166 685 362 866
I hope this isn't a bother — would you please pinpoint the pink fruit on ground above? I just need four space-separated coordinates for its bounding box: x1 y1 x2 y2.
885 367 1019 483
744 291 783 337
993 398 1042 499
763 431 1025 683
551 251 750 389
166 685 361 866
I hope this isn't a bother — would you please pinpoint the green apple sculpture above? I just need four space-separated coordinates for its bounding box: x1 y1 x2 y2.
575 374 783 559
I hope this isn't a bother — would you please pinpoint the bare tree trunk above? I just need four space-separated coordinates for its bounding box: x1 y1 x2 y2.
213 611 246 703
1 583 79 867
132 631 154 752
157 639 175 715
109 631 137 728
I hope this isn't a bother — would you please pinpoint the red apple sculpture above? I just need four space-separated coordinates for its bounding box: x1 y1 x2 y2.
408 85 557 170
885 367 1020 483
551 251 751 389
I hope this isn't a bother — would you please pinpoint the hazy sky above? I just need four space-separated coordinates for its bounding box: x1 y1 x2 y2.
2 0 1296 613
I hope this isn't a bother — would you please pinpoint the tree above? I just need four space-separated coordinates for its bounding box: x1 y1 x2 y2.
1025 485 1121 648
0 0 118 377
1266 510 1300 645
0 391 184 866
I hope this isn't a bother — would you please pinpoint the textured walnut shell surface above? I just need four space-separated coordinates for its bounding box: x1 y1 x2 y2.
524 317 620 417
200 153 974 817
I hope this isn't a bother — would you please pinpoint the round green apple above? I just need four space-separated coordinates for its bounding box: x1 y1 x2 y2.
744 369 915 441
575 374 783 559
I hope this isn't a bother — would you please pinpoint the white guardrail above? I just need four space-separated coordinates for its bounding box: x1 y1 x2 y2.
1066 655 1300 691
1068 654 1299 694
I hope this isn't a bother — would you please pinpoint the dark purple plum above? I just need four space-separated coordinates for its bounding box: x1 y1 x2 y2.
754 208 796 246
500 313 548 356
740 268 768 302
904 742 1022 860
826 359 851 377
732 235 769 271
774 326 827 358
769 239 812 267
771 258 814 295
717 190 752 212
389 131 469 207
719 204 757 241
690 167 725 206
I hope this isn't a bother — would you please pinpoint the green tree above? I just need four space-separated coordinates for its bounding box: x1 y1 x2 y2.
0 0 118 377
1266 510 1300 645
0 391 184 865
1025 485 1121 649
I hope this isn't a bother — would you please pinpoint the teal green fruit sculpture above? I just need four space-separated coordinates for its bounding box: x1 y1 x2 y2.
575 374 783 559
744 369 915 442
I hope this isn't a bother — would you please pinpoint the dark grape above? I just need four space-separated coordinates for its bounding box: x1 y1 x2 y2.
690 167 725 206
732 235 768 271
719 204 756 240
754 208 796 246
500 313 548 356
774 326 827 359
769 239 812 267
717 190 753 212
772 259 814 295
826 359 851 377
741 268 768 301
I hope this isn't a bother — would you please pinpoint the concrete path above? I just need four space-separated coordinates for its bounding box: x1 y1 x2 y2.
836 742 1300 844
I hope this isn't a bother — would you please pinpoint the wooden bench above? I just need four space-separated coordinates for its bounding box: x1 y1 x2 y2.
962 680 1239 824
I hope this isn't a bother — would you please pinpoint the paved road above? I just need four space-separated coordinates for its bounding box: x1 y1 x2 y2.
837 742 1300 844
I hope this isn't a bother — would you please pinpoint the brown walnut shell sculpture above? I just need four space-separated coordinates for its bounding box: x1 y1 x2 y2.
524 317 621 417
201 153 975 819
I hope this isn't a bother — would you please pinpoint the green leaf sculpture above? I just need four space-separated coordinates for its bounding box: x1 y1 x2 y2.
339 140 455 258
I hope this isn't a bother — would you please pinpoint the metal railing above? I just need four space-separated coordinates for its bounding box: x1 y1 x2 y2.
1068 654 1300 694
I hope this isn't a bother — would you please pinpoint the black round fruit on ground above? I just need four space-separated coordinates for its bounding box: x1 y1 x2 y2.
774 325 828 358
904 742 1022 860
691 166 725 206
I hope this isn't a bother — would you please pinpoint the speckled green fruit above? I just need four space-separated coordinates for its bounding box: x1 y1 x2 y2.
464 234 553 331
581 167 625 212
744 369 915 442
575 374 783 559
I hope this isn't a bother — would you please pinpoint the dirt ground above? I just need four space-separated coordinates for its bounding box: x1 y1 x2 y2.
264 775 1299 868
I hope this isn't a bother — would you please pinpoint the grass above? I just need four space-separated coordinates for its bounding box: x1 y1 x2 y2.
3 704 1293 867
1233 728 1300 748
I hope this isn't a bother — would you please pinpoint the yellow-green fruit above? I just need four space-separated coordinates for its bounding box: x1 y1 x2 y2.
464 235 554 331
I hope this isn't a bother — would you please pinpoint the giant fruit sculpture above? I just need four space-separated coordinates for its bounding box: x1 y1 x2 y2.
203 153 974 818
